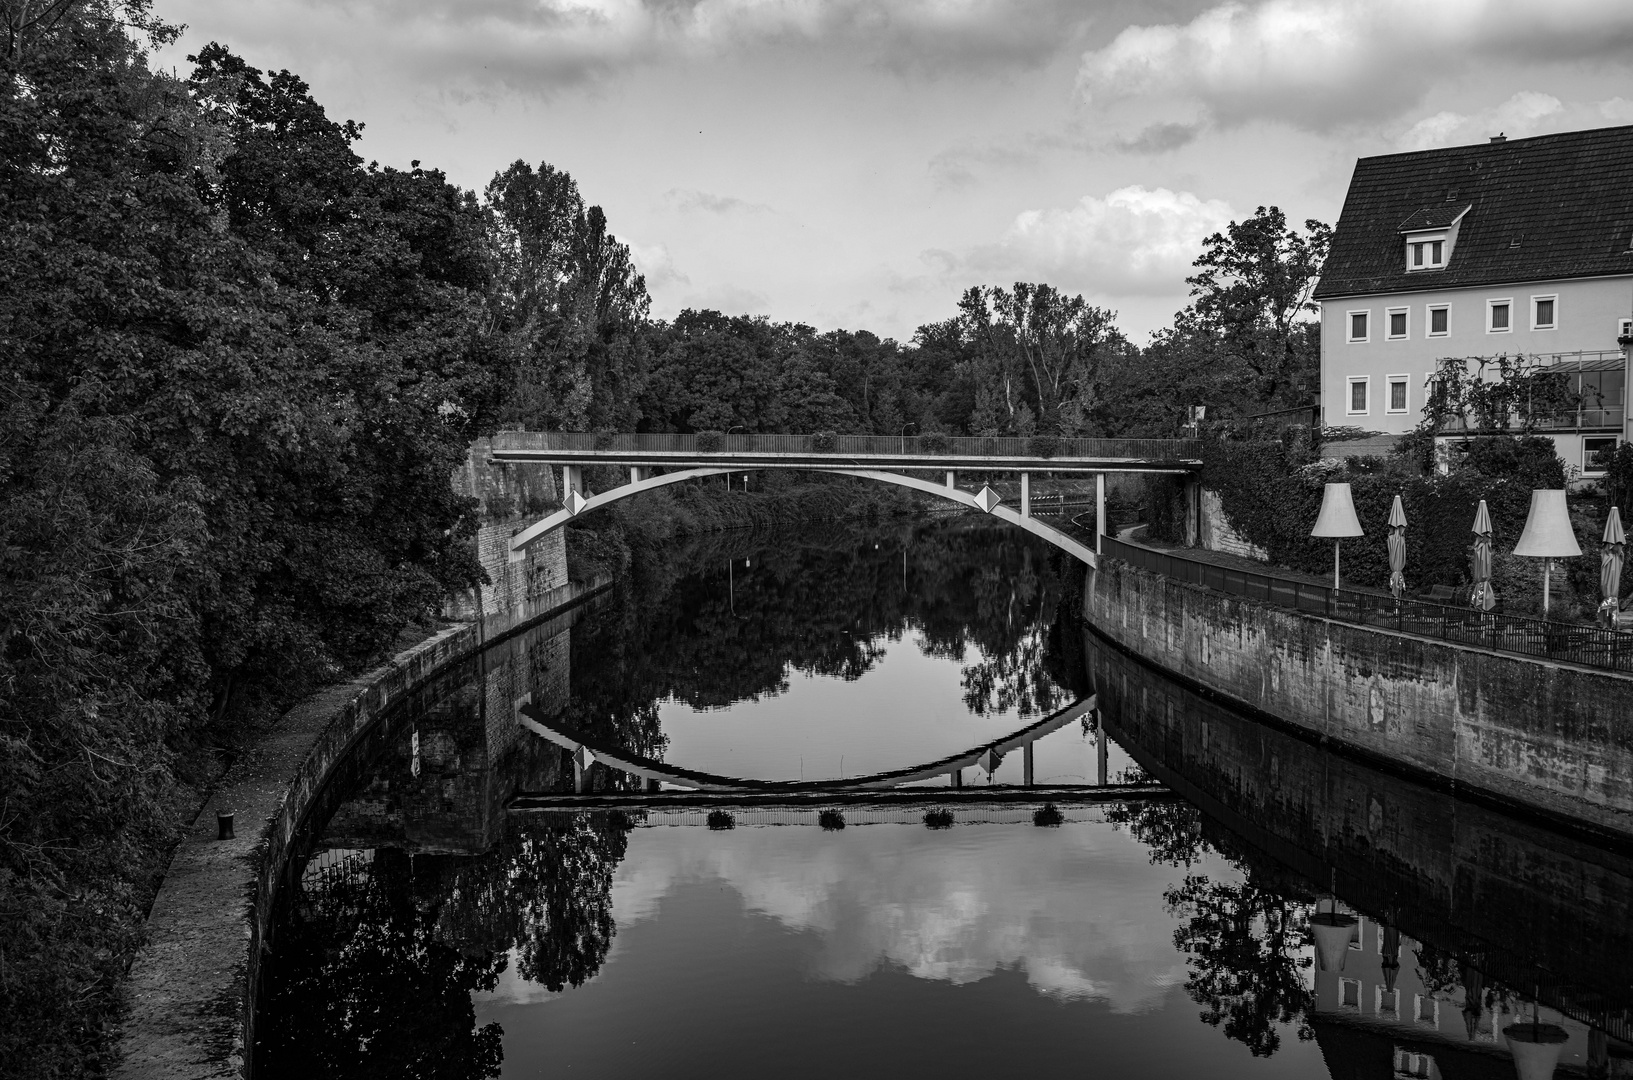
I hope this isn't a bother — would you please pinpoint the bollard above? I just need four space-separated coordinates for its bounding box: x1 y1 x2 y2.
217 810 235 841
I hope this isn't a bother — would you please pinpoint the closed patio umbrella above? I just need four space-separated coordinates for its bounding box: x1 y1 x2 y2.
1470 499 1496 612
1602 506 1626 626
1387 496 1408 602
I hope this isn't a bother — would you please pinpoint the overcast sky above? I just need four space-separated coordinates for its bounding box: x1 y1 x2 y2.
150 0 1633 343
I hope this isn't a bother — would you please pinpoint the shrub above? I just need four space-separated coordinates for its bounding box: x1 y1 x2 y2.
923 808 955 829
919 431 951 454
818 809 846 830
812 430 838 452
592 429 618 450
1027 434 1059 458
706 810 735 830
696 430 723 453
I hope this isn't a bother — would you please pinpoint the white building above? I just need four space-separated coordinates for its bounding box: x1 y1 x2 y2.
1316 126 1633 477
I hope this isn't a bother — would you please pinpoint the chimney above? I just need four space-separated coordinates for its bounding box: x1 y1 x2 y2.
1489 133 1506 143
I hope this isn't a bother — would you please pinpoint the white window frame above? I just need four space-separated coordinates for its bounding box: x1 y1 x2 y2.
1347 309 1371 343
1339 978 1363 1010
1414 993 1440 1026
1347 376 1370 416
1427 302 1451 337
1386 306 1409 340
1385 374 1411 415
1584 436 1620 476
1618 317 1632 342
1487 297 1514 334
1376 985 1400 1020
1405 232 1449 271
1531 294 1558 332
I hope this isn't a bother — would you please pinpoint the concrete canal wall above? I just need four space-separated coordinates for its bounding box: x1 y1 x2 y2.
1085 557 1633 843
115 575 607 1080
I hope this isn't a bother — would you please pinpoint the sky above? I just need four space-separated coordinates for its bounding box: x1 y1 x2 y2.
148 0 1633 344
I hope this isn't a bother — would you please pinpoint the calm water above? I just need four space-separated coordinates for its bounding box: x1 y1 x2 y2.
255 520 1633 1078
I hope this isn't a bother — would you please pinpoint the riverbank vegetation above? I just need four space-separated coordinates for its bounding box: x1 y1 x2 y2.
1 4 1325 1074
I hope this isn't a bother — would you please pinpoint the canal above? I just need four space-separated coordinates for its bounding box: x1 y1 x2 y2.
254 518 1633 1078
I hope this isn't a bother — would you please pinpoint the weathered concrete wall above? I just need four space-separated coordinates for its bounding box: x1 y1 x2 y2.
1085 627 1633 1037
446 436 570 641
1198 488 1269 561
1085 557 1633 840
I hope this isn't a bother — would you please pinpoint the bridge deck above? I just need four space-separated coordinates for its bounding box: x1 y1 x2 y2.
509 786 1175 811
488 430 1202 474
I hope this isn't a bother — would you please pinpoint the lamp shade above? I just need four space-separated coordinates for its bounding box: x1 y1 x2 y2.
1513 490 1582 558
1311 483 1364 538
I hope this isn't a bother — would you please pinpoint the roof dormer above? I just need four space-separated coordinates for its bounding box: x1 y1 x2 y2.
1399 204 1470 272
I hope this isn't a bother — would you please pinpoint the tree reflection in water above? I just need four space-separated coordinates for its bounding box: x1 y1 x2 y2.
258 812 634 1078
1107 788 1316 1058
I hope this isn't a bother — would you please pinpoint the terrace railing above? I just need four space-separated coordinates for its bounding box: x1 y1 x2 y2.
495 430 1202 462
1101 535 1633 673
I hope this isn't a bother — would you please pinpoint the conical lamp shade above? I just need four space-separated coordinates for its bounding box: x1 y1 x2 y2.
1311 483 1365 538
1513 490 1582 558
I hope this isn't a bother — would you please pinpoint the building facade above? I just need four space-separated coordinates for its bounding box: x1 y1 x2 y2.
1316 126 1633 477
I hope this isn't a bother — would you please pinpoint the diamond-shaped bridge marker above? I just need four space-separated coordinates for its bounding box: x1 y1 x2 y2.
566 489 588 516
975 485 1002 514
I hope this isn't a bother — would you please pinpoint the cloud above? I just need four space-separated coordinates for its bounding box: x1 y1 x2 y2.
180 0 1102 94
606 822 1194 1011
1111 121 1203 154
664 188 771 214
680 283 769 314
1396 91 1633 150
629 241 688 290
965 185 1234 296
1076 0 1633 129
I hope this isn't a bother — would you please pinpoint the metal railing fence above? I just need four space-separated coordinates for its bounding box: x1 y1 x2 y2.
1101 535 1633 673
495 430 1202 462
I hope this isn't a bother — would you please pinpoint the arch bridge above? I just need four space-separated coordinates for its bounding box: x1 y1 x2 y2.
491 431 1202 568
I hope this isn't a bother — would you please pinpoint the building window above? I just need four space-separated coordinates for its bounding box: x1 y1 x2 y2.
1393 1050 1436 1079
1427 304 1449 336
1618 317 1632 343
1532 295 1557 330
1415 994 1440 1025
1339 978 1362 1009
1348 377 1370 415
1407 235 1447 270
1488 299 1512 333
1387 307 1409 339
1386 376 1410 414
1376 987 1400 1020
1348 310 1370 342
1585 437 1620 475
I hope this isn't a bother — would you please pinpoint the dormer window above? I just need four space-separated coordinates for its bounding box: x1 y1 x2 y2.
1407 234 1447 270
1398 204 1469 273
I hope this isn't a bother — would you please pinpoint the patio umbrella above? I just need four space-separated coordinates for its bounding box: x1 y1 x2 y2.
1602 506 1626 626
1387 496 1408 601
1470 499 1496 612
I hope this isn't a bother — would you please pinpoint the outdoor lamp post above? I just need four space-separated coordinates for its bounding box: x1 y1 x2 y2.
1513 489 1582 617
1311 482 1364 591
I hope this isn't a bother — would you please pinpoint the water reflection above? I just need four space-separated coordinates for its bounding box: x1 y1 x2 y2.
254 521 1633 1079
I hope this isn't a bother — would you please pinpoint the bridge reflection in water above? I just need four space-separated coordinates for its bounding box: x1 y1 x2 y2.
256 523 1633 1079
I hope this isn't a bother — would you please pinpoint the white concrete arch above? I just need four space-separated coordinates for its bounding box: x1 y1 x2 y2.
506 466 1098 567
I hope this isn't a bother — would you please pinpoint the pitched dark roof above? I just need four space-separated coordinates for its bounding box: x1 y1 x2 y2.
1313 126 1633 300
1397 203 1470 232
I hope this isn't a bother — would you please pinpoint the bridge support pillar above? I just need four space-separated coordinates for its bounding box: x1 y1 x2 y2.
629 466 647 484
1023 743 1034 786
950 768 962 788
563 465 585 498
1095 472 1106 554
645 777 660 792
1021 472 1030 518
1096 718 1108 786
945 471 956 490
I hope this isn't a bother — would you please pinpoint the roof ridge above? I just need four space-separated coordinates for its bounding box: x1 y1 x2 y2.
1355 123 1633 166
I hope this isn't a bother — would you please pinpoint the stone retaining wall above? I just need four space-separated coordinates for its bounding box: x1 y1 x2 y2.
1085 556 1633 841
115 577 607 1080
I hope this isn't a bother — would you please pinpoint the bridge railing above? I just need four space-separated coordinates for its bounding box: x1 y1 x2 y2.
496 430 1202 461
1102 535 1633 672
